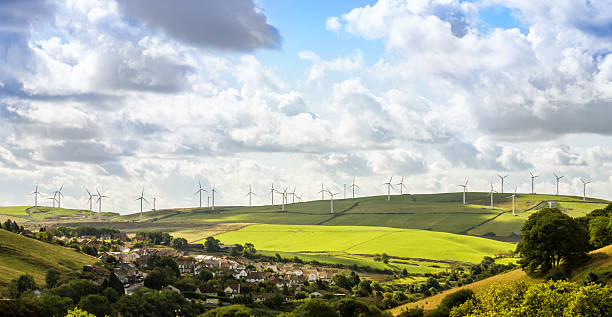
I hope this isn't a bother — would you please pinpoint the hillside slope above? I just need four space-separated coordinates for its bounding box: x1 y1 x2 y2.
0 229 97 297
389 244 612 315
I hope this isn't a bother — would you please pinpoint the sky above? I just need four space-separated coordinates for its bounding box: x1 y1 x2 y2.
1 0 612 214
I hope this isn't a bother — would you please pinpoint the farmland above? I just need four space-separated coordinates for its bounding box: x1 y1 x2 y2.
214 224 515 263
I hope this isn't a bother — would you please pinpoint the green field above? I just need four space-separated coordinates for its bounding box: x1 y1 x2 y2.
0 229 96 296
214 224 515 263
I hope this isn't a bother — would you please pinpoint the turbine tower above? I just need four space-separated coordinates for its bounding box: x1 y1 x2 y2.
290 187 296 204
195 181 206 208
489 181 497 209
269 183 275 206
320 183 325 200
396 176 407 195
553 173 564 196
497 174 509 194
246 185 255 207
153 197 157 211
383 176 394 201
86 188 97 219
529 171 538 194
56 185 64 208
31 184 41 208
136 188 148 222
580 178 591 201
458 178 469 205
507 188 518 216
349 177 359 199
211 186 216 211
325 189 339 214
274 187 287 211
48 194 57 217
96 188 108 220
296 193 303 203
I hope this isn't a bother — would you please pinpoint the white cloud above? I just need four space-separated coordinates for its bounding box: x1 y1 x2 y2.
325 16 342 32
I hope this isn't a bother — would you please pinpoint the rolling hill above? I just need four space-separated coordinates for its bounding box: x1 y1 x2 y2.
0 229 97 297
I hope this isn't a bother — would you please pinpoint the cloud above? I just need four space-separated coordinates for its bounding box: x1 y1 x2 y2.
325 17 342 32
298 50 364 82
117 0 281 51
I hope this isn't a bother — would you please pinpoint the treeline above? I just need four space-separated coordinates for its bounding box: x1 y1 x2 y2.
2 219 25 234
51 226 120 238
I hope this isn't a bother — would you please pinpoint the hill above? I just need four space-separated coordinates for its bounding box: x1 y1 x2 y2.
0 229 97 297
389 244 612 315
0 205 119 223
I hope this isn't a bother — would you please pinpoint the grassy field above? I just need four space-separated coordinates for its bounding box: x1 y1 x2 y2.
214 224 515 263
0 229 96 296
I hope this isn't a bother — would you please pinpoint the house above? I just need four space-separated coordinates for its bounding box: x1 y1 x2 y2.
111 232 128 241
114 263 141 285
309 291 323 298
198 285 218 297
177 258 196 274
165 285 181 294
99 234 112 241
245 272 266 283
224 283 240 295
254 293 273 303
232 269 247 279
304 270 318 281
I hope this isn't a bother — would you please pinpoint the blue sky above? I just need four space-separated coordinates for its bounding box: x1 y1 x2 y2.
1 0 612 213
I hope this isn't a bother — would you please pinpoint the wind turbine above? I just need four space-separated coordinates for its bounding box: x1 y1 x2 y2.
554 173 564 196
274 187 287 211
269 183 275 206
136 188 148 222
195 181 207 208
383 176 394 201
580 178 591 201
86 188 97 219
497 174 509 194
529 171 538 194
31 184 41 208
349 177 359 199
296 193 303 203
290 187 296 204
56 185 64 208
458 178 469 205
325 189 340 214
153 197 157 211
343 184 346 199
96 188 108 220
211 186 216 211
396 176 407 195
246 185 255 207
507 188 518 216
489 181 497 209
320 183 325 200
48 193 57 217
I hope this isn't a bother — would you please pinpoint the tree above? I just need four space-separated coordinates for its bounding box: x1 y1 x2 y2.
46 269 61 288
147 254 180 278
77 294 112 317
332 298 390 317
516 208 590 274
144 269 165 290
65 308 96 317
106 273 125 295
170 237 188 250
9 274 36 298
200 304 252 317
205 237 221 252
289 299 340 317
588 216 612 248
332 273 352 290
450 280 612 317
429 289 474 317
242 243 256 258
80 245 98 256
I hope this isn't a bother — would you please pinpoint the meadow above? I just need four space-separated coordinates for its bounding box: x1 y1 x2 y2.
214 224 515 263
0 230 96 297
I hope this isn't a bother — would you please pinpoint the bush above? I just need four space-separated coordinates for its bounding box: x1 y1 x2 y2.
77 294 112 317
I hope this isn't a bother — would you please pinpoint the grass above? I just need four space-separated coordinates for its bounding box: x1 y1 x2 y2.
0 229 96 296
214 224 515 263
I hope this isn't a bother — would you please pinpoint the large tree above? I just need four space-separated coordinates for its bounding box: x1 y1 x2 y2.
516 208 589 274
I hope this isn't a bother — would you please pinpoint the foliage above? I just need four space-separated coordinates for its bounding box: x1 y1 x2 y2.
144 269 166 290
242 242 256 258
136 231 172 245
102 273 125 295
52 226 120 238
2 219 24 233
77 294 112 317
65 307 96 317
46 269 61 288
114 288 197 317
332 298 391 317
516 208 590 274
588 216 612 248
287 299 340 317
429 289 475 317
205 236 221 252
171 237 188 250
450 280 612 317
147 255 180 277
9 274 36 298
398 308 424 317
51 279 100 304
0 294 73 317
200 304 252 317
80 245 98 257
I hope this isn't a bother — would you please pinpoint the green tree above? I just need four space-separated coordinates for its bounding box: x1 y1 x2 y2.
429 289 474 317
588 216 612 248
51 279 100 304
516 208 590 274
77 294 112 317
170 237 188 250
65 307 96 317
200 304 252 317
80 245 98 256
332 298 390 317
46 269 61 288
205 236 221 252
144 269 166 290
9 274 36 298
450 280 612 317
106 273 125 295
289 299 340 317
332 273 352 290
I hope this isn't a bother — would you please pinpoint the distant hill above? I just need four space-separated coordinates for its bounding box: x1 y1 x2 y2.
0 206 119 224
389 244 612 315
0 229 97 297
